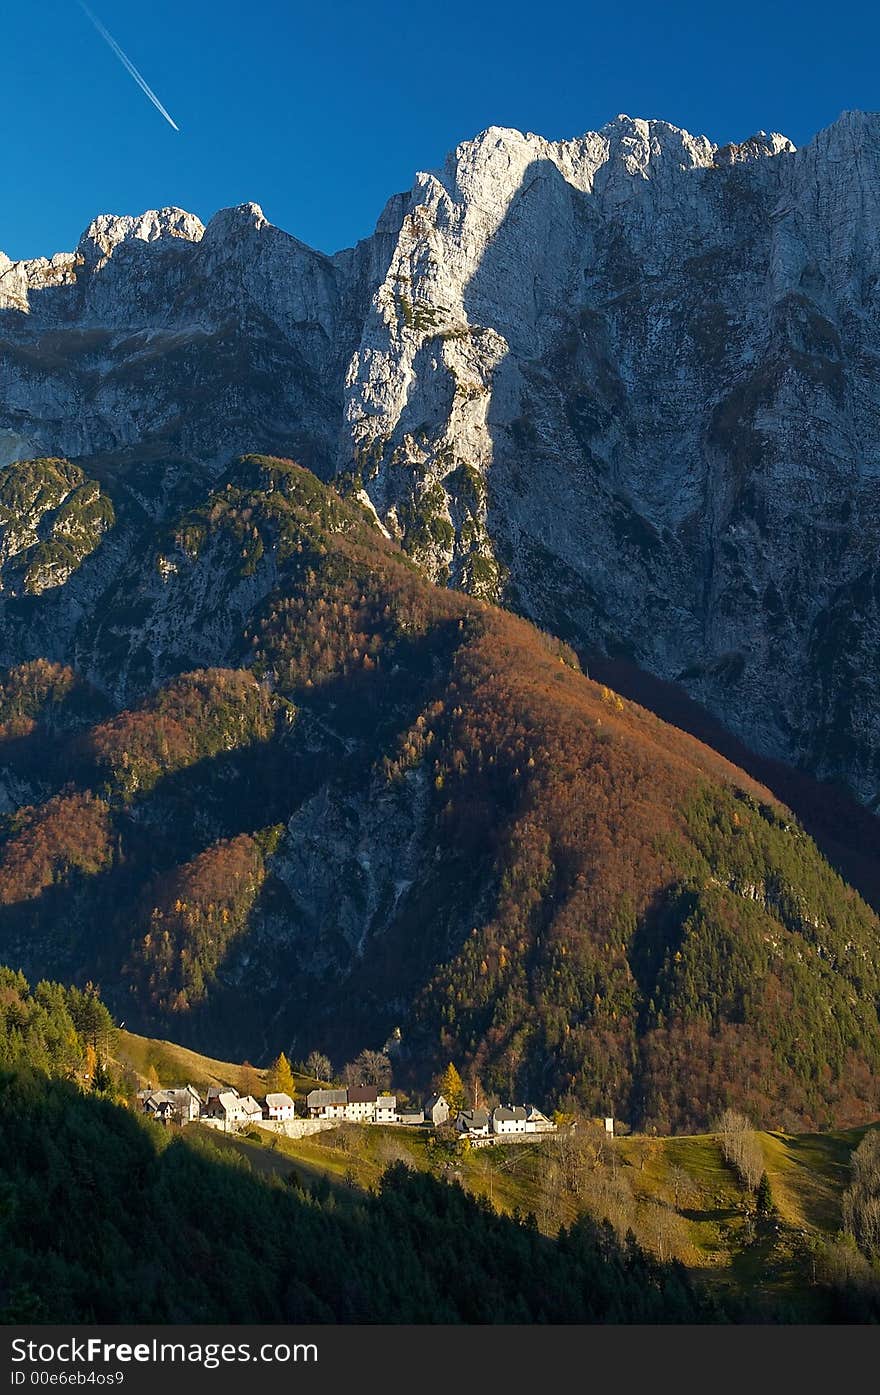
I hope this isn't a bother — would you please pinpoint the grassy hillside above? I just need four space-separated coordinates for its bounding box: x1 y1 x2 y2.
1 455 880 1130
114 1029 320 1096
2 968 877 1322
0 1066 725 1325
223 1115 880 1315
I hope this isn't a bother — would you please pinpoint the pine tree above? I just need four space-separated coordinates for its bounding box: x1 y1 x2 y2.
756 1171 774 1217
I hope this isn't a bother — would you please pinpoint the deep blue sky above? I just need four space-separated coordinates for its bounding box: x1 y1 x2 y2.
4 0 878 261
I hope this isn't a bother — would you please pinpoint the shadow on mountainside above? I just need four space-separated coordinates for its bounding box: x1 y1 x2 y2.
455 152 880 917
0 1068 739 1324
0 629 474 1058
585 652 880 915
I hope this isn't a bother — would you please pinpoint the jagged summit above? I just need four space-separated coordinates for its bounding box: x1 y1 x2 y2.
1 113 812 275
78 207 205 261
202 201 269 240
825 106 880 128
714 130 796 165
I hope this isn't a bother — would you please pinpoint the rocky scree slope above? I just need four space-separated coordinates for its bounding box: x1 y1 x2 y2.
0 454 879 1132
5 115 880 806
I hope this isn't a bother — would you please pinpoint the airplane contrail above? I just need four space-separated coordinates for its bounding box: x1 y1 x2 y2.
78 1 180 132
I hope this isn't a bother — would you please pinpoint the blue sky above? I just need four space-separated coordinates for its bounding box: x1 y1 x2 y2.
3 0 879 260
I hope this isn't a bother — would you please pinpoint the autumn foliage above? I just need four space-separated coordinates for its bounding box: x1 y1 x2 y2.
129 834 267 1014
0 793 112 905
0 660 80 740
3 455 880 1133
87 668 281 798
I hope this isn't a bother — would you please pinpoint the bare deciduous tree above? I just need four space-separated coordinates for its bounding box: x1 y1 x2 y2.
716 1108 764 1192
239 1060 261 1098
646 1199 687 1264
668 1164 694 1210
553 1124 611 1198
304 1050 331 1082
343 1049 391 1089
842 1130 880 1259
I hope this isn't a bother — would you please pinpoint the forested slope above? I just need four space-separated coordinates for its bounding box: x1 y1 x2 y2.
0 456 878 1130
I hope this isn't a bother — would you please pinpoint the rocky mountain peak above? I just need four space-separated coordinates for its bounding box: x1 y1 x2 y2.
822 107 880 134
77 207 205 264
202 201 270 242
713 130 796 164
4 112 880 805
601 113 717 169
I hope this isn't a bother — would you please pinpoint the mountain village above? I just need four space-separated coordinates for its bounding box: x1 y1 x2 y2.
135 1080 559 1146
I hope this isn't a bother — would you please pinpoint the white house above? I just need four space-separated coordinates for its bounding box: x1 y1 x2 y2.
525 1105 556 1134
178 1085 204 1122
492 1105 528 1135
202 1087 263 1128
139 1094 175 1125
456 1107 490 1138
424 1093 450 1127
375 1094 397 1123
345 1086 378 1122
264 1092 296 1121
203 1089 248 1125
239 1095 264 1125
306 1088 347 1120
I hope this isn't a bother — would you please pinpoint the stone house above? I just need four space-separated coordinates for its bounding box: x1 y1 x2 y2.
345 1086 379 1122
375 1093 398 1123
424 1093 450 1127
205 1084 237 1108
525 1105 556 1133
203 1088 250 1126
398 1106 425 1125
239 1095 264 1125
144 1096 175 1124
137 1084 202 1125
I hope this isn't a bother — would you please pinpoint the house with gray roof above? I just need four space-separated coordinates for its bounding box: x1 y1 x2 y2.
263 1092 296 1121
306 1087 347 1119
424 1093 450 1127
375 1094 397 1123
525 1105 556 1133
398 1106 425 1126
492 1105 528 1135
456 1107 490 1137
137 1084 202 1125
143 1095 175 1124
202 1089 250 1126
205 1085 238 1105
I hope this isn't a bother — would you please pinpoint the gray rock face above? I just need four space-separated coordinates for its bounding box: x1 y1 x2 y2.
274 766 435 973
3 111 880 802
0 201 390 479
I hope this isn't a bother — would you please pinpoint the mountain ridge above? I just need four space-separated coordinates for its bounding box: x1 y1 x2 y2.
4 109 880 804
3 107 810 273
